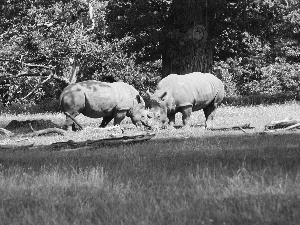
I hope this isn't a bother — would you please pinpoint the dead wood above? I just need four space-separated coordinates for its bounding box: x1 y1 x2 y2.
50 133 155 151
280 122 300 130
261 122 300 134
208 123 255 132
5 119 61 134
265 119 300 130
0 143 34 150
85 125 124 133
259 118 300 134
0 128 14 136
26 128 67 137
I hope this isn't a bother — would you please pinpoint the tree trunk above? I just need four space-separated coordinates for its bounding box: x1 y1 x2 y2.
162 0 213 77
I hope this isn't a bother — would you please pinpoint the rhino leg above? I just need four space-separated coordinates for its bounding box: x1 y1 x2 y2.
100 116 114 128
203 101 218 128
168 113 176 126
181 106 192 127
113 110 127 126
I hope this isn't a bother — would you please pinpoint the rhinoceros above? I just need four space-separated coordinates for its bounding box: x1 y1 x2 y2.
60 80 151 130
147 72 224 128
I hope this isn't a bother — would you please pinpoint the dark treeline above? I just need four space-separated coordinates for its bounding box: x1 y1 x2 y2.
0 0 300 109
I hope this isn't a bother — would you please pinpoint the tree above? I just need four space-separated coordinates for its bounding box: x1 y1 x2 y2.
0 0 106 104
161 0 214 76
213 0 300 96
106 0 170 64
105 0 239 77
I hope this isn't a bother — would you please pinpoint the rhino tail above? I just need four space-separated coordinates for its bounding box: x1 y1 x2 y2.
64 112 83 130
59 93 66 112
59 94 84 130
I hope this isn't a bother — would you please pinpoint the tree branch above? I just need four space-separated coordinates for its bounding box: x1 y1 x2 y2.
21 73 53 100
87 0 95 31
22 63 54 70
52 74 71 85
1 70 70 86
1 71 49 79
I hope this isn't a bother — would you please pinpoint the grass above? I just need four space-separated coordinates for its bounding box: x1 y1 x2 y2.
0 103 300 224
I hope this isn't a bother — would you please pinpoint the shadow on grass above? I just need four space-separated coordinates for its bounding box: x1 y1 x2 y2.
0 131 300 177
1 131 300 225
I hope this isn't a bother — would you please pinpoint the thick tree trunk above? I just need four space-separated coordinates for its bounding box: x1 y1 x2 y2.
162 0 213 77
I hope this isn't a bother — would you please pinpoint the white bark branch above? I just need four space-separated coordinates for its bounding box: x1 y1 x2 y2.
87 0 95 31
20 73 52 100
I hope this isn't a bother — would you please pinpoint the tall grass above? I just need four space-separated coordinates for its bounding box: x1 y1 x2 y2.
1 103 300 224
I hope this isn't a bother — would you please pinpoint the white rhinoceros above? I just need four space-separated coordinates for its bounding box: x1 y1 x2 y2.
60 80 151 130
147 72 224 128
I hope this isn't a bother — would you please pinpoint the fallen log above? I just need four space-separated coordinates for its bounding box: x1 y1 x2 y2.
265 119 300 130
0 143 34 150
50 133 156 151
27 128 67 137
208 123 255 132
261 122 300 134
0 128 14 136
84 125 124 133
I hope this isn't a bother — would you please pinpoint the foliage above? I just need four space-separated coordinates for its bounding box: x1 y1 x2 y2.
214 0 300 97
0 0 107 104
1 0 300 108
78 37 161 91
105 0 171 63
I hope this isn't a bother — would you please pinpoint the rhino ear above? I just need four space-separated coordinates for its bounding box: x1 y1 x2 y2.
136 95 143 104
159 91 168 101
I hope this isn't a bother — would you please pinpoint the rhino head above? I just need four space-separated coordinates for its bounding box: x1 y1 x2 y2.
130 94 153 129
146 90 169 127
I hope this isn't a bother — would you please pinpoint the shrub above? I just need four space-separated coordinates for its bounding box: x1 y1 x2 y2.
80 38 161 92
259 61 300 95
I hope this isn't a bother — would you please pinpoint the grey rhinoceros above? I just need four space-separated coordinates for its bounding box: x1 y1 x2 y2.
147 72 224 128
60 80 151 130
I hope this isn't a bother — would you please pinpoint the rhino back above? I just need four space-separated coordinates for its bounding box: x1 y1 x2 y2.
109 82 137 111
61 81 118 117
157 73 224 108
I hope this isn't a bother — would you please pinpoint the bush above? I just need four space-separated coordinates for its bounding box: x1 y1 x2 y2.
0 99 60 115
214 58 300 99
78 38 161 92
223 92 300 106
259 61 300 95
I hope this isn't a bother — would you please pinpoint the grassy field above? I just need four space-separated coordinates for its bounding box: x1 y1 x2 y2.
0 103 300 224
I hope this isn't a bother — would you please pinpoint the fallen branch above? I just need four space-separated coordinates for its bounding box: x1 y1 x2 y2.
50 133 155 151
15 137 30 142
265 118 300 130
85 125 124 132
281 122 300 131
0 143 34 150
26 128 67 137
261 122 300 134
208 123 254 131
0 128 14 136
